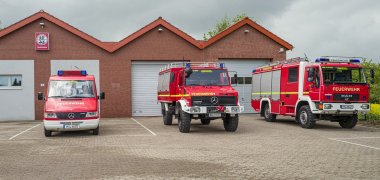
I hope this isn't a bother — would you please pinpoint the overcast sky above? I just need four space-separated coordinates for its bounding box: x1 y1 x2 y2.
0 0 379 62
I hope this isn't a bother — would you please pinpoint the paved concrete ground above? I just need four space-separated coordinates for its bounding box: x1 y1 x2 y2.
0 114 379 179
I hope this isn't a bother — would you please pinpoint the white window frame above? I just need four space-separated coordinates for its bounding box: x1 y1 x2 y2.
0 74 23 90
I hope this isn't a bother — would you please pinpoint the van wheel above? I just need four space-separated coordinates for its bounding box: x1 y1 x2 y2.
163 110 173 125
223 114 239 132
339 115 358 129
298 105 316 129
93 126 99 135
178 109 191 133
201 119 211 125
44 127 52 137
264 103 276 122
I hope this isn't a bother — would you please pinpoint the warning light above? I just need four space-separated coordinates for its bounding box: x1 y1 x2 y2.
219 63 225 68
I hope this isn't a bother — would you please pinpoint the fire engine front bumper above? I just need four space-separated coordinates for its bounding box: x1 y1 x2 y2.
314 103 370 115
183 106 244 114
44 119 99 131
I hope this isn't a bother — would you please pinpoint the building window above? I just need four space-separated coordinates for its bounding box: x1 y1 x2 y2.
0 75 22 89
288 68 298 83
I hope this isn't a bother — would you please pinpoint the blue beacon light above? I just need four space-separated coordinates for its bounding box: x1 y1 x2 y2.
81 70 87 76
57 70 64 76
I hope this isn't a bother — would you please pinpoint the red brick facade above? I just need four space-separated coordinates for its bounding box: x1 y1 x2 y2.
0 12 292 120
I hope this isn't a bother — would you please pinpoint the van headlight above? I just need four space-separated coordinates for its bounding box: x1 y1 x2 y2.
44 113 57 118
324 104 333 109
190 107 201 113
86 112 98 117
360 104 369 109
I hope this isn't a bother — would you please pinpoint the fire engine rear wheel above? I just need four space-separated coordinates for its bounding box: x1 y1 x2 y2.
298 105 316 129
201 119 211 125
339 115 358 129
264 103 276 122
44 127 52 137
178 109 191 133
223 114 239 132
163 110 173 125
93 125 99 135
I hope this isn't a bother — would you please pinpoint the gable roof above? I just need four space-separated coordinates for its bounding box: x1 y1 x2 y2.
0 10 293 53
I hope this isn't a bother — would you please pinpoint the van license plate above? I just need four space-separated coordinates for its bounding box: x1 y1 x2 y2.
63 124 80 129
341 105 354 109
209 113 221 117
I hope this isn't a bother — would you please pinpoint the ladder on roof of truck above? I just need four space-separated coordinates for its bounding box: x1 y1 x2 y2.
257 57 306 69
160 62 221 71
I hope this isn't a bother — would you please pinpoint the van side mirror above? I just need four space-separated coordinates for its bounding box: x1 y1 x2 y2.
370 69 375 84
185 68 192 78
37 92 44 100
307 68 315 82
99 92 105 100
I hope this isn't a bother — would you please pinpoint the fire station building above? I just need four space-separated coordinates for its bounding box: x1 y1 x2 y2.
0 11 293 120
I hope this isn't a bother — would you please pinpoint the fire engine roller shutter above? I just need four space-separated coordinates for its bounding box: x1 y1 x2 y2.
219 59 270 113
0 60 35 121
132 61 174 116
50 60 100 94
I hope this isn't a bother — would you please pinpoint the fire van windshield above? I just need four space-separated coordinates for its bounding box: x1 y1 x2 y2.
48 80 95 98
322 67 366 84
185 69 229 86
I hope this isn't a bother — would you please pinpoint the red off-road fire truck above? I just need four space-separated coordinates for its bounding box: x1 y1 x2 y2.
251 57 375 129
38 70 105 137
157 62 244 133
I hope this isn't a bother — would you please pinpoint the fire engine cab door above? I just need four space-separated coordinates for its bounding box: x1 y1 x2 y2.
304 66 321 101
280 66 299 115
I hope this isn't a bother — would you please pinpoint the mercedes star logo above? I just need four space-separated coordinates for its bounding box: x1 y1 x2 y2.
68 113 75 119
210 96 219 105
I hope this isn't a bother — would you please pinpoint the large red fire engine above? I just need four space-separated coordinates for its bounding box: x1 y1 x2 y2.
157 62 244 133
251 57 375 129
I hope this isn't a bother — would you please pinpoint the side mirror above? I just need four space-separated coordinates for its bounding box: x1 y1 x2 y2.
370 69 375 84
307 68 315 82
99 92 105 100
37 92 44 100
233 74 238 85
185 68 192 78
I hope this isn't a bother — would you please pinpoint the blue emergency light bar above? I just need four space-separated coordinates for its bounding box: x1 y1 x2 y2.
219 63 225 68
315 57 361 63
57 70 87 76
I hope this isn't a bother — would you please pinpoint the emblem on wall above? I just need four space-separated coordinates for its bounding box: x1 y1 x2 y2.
35 32 49 50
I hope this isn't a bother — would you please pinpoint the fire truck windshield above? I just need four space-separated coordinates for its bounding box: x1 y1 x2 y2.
48 80 95 98
322 67 366 84
185 69 229 86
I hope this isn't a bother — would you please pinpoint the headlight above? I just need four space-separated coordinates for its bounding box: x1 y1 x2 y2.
44 113 57 118
324 104 333 109
190 107 201 113
86 112 98 117
231 107 240 113
360 104 369 109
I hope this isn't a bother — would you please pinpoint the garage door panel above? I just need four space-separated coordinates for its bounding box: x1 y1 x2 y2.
132 61 173 116
220 59 270 113
0 60 35 121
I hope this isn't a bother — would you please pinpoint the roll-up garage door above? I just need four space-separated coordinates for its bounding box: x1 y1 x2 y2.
0 60 35 121
219 59 270 113
132 61 173 116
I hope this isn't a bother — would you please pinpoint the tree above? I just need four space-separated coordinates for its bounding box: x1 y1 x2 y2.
362 59 380 103
203 13 248 40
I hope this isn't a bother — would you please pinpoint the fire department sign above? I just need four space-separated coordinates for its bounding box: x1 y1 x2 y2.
35 32 49 50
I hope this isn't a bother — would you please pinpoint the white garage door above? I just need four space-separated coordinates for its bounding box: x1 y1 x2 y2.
51 60 100 94
132 61 173 116
0 60 35 121
219 59 270 113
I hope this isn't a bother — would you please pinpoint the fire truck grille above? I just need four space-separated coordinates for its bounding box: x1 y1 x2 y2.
56 112 87 119
192 96 236 106
333 94 359 101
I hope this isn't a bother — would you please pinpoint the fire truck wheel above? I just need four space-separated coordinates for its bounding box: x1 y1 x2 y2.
339 115 358 129
163 110 173 125
93 126 99 135
223 114 239 132
264 103 276 122
178 109 191 133
298 105 316 129
44 127 52 137
201 119 211 125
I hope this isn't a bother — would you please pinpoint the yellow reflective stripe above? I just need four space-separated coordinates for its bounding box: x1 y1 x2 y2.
252 92 310 95
158 94 190 97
